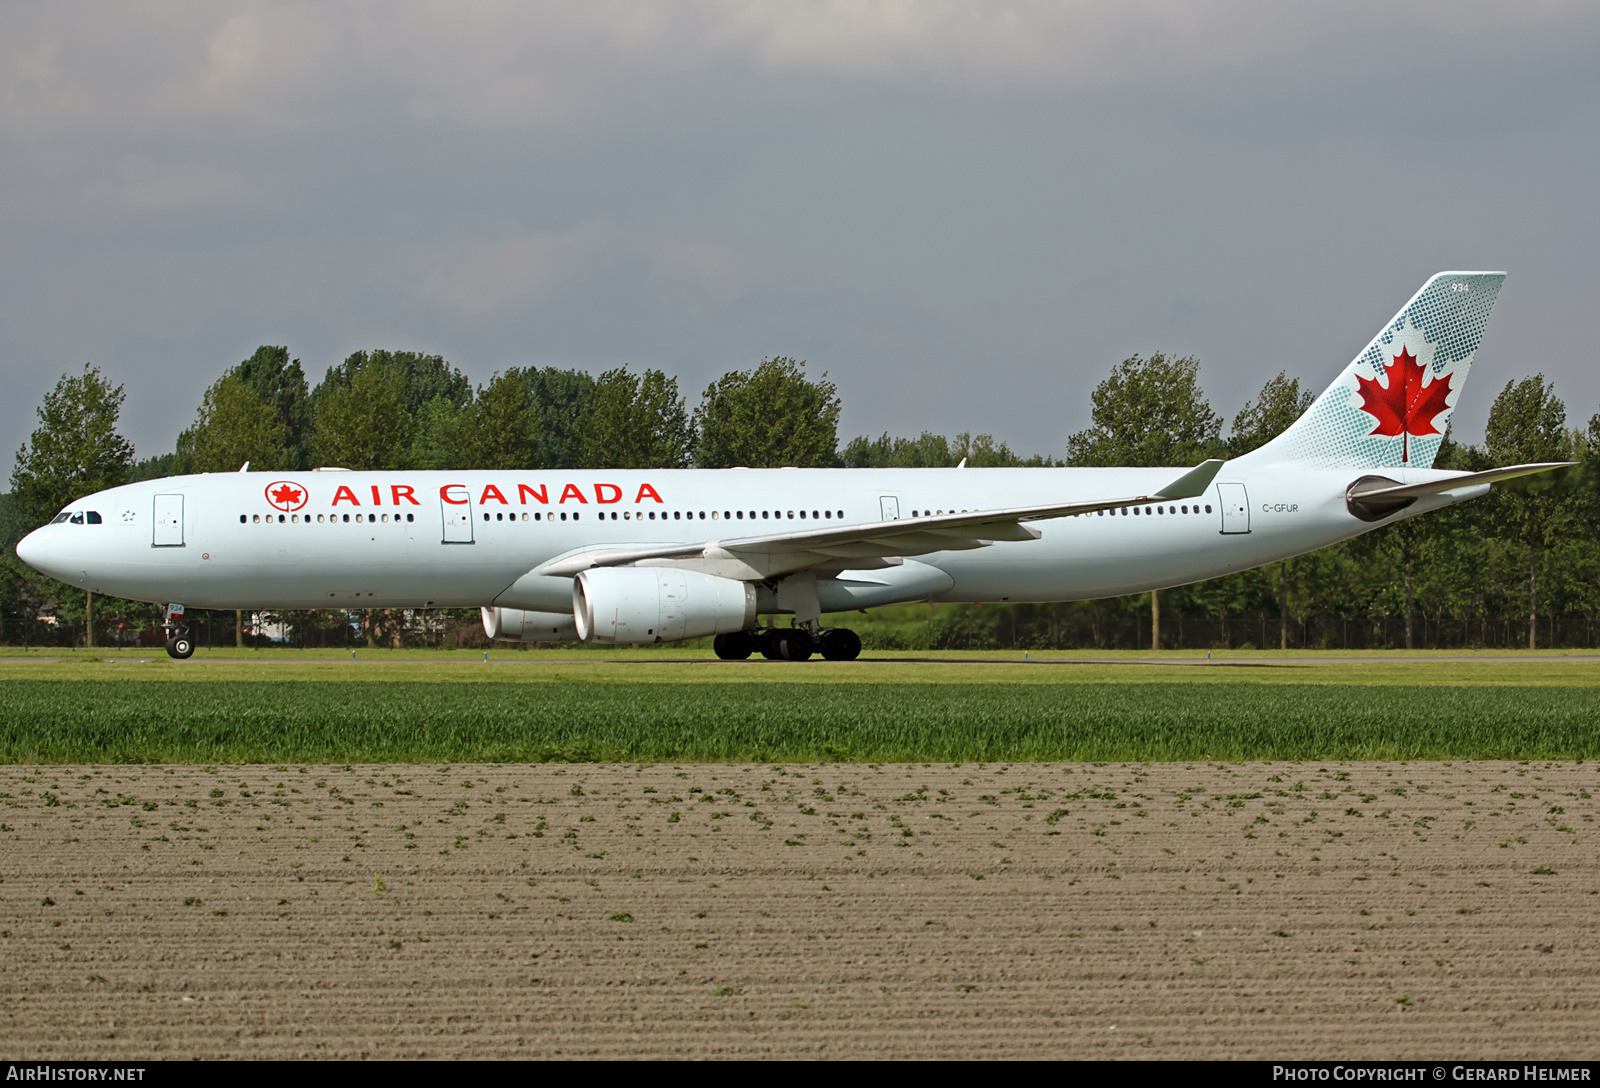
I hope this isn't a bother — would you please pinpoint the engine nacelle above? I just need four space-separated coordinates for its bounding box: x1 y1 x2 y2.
573 567 757 644
480 606 578 643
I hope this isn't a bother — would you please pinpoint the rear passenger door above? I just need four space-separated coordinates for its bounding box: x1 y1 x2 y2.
1216 483 1250 534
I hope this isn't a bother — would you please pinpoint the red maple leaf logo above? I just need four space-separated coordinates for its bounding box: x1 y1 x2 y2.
1354 346 1453 463
265 481 307 511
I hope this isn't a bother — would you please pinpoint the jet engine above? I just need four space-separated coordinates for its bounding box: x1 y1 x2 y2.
573 567 757 644
480 606 579 642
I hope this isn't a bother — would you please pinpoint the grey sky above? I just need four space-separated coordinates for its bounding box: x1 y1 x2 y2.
4 2 1598 477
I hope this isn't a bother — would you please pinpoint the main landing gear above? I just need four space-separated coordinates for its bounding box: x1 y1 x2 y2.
713 626 862 662
162 603 194 659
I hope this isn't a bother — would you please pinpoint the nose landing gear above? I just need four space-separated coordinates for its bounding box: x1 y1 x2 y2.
162 603 194 659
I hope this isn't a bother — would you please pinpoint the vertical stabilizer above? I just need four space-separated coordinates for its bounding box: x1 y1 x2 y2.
1232 271 1505 469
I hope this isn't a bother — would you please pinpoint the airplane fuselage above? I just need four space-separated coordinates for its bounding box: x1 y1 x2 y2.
19 465 1474 613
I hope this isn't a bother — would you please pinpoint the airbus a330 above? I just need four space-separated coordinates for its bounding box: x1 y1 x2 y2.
16 271 1566 660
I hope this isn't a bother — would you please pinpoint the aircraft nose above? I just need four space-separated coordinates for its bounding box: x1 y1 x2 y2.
14 528 43 571
14 526 67 581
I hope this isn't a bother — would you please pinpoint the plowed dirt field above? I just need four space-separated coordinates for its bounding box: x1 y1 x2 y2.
2 761 1596 1059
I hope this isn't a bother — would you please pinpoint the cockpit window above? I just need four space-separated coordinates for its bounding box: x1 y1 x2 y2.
69 513 84 525
50 513 70 524
86 511 102 524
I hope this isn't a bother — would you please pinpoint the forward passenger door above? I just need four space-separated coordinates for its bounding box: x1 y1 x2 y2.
441 486 475 544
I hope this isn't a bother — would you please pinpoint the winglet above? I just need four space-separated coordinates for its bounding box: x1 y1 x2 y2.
1153 459 1225 500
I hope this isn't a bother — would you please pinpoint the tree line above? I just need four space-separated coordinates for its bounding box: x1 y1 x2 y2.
4 345 1597 650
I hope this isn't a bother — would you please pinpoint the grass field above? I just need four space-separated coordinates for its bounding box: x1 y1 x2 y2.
1 649 1597 763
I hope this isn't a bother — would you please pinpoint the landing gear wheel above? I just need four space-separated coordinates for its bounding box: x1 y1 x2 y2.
759 629 784 660
165 635 195 660
775 629 814 662
713 631 755 660
819 627 862 661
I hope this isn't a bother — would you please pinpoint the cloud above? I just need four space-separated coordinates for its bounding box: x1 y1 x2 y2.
650 240 757 306
5 1 1596 133
407 224 617 317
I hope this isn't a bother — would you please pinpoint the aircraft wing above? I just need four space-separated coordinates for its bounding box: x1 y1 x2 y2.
535 459 1225 579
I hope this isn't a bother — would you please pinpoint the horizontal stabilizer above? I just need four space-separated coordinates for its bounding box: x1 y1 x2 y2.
1352 462 1575 502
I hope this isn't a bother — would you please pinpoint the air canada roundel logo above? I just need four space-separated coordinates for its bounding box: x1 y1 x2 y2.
265 481 308 512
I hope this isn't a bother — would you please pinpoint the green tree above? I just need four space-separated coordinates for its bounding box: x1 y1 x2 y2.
9 365 135 528
1227 371 1315 643
578 367 694 469
130 453 178 481
1065 353 1222 468
954 432 1058 467
309 351 472 470
232 346 312 468
1067 352 1221 647
458 369 543 471
527 368 598 469
9 364 136 648
1228 371 1314 457
408 395 469 471
175 374 290 473
1482 375 1578 649
841 430 1056 468
315 350 471 418
309 360 412 470
695 357 841 468
841 431 956 468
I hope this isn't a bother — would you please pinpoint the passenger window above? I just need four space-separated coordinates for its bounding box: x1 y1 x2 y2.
252 514 261 524
1205 505 1212 513
711 511 719 520
342 514 350 523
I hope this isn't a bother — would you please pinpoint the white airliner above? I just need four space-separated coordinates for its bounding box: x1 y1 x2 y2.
16 271 1567 660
